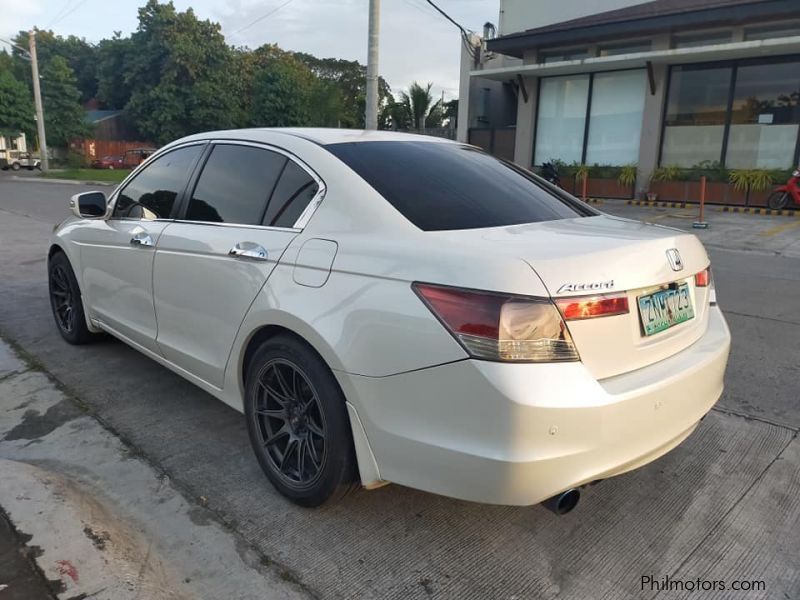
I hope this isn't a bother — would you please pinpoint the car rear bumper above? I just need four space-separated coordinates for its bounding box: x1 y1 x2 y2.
339 306 730 505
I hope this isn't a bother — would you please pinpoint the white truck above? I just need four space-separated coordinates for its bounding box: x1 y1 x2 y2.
0 133 41 170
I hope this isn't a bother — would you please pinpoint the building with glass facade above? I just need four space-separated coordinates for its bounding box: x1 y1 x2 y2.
458 0 800 199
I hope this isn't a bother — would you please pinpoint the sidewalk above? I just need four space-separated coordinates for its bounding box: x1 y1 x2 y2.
0 341 308 600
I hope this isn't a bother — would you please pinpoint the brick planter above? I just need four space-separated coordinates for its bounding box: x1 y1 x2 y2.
561 177 634 199
648 181 773 207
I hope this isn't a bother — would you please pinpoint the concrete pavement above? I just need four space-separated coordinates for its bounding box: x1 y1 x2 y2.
0 176 798 599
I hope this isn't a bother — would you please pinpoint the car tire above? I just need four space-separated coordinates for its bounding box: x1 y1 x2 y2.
48 251 102 345
11 162 20 171
244 335 358 507
767 191 790 210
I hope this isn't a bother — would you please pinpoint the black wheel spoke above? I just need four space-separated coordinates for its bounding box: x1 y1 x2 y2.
254 358 327 486
264 424 290 447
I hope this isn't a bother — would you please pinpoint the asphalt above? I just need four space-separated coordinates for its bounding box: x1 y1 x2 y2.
0 174 798 599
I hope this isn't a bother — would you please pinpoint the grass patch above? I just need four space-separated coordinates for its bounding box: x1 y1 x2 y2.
42 168 129 183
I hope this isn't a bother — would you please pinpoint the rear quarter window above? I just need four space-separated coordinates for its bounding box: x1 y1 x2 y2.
325 141 589 231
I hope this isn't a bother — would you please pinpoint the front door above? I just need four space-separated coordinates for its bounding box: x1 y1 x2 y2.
79 144 205 353
153 142 323 388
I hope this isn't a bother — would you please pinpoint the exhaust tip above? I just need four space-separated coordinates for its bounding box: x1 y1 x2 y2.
542 488 580 515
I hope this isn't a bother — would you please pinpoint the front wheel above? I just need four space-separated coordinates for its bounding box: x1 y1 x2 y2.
244 335 358 507
767 191 790 210
11 162 20 171
48 252 102 344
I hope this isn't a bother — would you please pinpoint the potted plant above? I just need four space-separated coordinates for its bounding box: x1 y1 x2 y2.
618 164 637 197
648 165 680 201
729 169 773 206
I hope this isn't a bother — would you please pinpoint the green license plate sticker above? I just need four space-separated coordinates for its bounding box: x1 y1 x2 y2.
637 283 694 336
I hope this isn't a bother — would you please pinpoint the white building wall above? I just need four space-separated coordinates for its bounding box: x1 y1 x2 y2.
498 0 646 35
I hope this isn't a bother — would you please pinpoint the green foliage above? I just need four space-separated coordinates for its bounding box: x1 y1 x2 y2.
618 164 638 187
120 0 239 145
729 169 773 192
399 82 443 129
12 30 98 104
0 69 35 138
249 47 315 127
650 165 682 183
41 56 91 146
574 164 590 182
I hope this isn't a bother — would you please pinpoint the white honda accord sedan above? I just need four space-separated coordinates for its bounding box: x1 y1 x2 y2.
48 129 730 512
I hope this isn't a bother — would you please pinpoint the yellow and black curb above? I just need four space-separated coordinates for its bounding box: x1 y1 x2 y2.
626 200 687 209
719 206 799 217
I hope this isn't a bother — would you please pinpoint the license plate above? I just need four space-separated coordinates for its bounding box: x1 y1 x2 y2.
637 283 694 336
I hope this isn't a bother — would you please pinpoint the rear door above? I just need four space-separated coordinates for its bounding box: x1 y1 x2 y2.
152 141 323 388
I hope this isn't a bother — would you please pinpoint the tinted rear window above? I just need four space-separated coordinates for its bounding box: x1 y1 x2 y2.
326 141 587 231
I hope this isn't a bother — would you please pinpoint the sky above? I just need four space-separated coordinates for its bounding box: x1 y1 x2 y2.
0 0 499 100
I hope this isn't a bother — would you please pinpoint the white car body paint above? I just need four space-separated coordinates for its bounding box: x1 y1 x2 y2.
50 128 731 505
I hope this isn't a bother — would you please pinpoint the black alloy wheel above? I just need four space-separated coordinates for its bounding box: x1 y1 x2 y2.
48 252 101 344
254 358 327 487
244 335 357 506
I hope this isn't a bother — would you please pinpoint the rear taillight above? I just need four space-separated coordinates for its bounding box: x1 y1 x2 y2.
695 269 710 287
413 283 579 362
554 293 629 321
695 267 716 305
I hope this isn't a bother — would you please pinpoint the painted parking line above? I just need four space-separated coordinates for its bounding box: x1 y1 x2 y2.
759 219 800 237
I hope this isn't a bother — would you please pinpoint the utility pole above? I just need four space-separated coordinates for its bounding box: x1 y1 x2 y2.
365 0 380 130
29 30 49 171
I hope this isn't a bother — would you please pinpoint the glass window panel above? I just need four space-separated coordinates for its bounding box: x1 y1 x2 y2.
263 161 319 228
660 65 732 167
187 145 286 225
585 70 646 165
540 48 591 64
114 145 202 220
725 61 800 168
744 24 800 41
598 41 651 56
673 31 732 48
534 75 590 165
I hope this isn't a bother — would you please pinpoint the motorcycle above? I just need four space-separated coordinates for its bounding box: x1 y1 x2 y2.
540 161 561 188
767 167 800 210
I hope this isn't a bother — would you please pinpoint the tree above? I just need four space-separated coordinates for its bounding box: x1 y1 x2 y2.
40 56 91 146
12 30 98 104
400 82 443 129
97 34 135 109
0 70 35 138
294 53 391 128
248 46 315 127
121 0 238 144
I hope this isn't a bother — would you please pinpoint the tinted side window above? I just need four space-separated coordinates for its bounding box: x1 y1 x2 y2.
326 141 587 231
114 145 202 219
186 145 287 225
263 161 319 228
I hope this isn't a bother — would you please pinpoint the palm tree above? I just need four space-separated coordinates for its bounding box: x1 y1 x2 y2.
400 81 443 129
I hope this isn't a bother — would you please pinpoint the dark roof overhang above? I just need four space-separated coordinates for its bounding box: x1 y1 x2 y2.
487 0 799 58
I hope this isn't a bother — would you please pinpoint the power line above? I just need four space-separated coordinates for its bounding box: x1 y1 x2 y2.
46 0 74 28
420 0 478 60
233 0 295 35
48 0 90 29
422 0 469 37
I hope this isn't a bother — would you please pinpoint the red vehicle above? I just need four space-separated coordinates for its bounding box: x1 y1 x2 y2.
91 155 124 170
767 166 800 210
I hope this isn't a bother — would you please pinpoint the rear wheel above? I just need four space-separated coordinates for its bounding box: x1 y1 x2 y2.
48 252 101 344
767 191 790 210
244 335 358 506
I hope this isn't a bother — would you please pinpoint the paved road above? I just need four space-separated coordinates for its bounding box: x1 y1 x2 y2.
1 176 798 599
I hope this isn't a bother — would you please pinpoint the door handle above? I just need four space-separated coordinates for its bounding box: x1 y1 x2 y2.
130 231 154 247
229 242 269 261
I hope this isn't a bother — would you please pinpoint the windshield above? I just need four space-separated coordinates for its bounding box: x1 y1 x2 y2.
325 141 593 231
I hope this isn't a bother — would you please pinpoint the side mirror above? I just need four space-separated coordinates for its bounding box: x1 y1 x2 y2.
70 191 107 219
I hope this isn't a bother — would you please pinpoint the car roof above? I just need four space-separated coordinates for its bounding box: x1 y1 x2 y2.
179 128 457 147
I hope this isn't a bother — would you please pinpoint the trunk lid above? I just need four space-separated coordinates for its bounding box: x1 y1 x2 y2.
433 215 713 379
